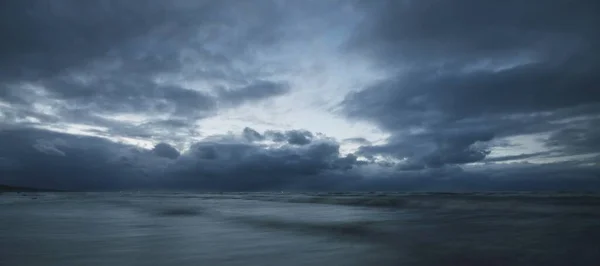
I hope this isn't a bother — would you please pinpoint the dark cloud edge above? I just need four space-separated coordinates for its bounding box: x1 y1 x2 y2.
1 126 599 192
338 0 600 177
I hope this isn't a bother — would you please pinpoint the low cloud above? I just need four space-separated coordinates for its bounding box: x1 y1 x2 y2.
152 143 181 160
1 127 599 191
0 128 362 191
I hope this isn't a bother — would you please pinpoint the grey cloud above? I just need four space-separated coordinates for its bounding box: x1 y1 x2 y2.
190 144 220 160
466 162 600 191
332 154 360 171
0 0 298 143
0 127 361 191
258 128 316 146
483 152 556 163
345 65 600 124
167 138 363 191
285 130 314 146
264 130 287 142
395 160 426 171
44 76 217 117
0 128 170 190
217 80 290 106
0 0 288 82
343 0 600 168
146 119 190 129
3 0 600 191
425 131 493 167
242 127 265 142
357 129 494 168
353 163 600 192
350 0 600 66
546 119 600 155
152 143 180 160
343 137 371 145
119 119 198 142
0 0 218 83
1 128 599 191
32 139 66 156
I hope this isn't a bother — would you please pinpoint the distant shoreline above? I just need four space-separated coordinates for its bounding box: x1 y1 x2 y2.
0 184 65 192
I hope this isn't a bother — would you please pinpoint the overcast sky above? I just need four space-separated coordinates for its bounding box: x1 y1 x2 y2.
1 0 599 191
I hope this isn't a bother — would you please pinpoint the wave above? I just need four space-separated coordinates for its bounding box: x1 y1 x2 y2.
287 196 412 208
232 192 600 213
154 207 205 217
226 215 395 243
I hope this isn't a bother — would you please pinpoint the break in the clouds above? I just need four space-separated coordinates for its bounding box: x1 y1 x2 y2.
1 0 599 191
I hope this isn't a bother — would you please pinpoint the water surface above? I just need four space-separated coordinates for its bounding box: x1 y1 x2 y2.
1 192 599 265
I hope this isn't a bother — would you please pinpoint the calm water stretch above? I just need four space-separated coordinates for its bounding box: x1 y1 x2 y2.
1 192 599 265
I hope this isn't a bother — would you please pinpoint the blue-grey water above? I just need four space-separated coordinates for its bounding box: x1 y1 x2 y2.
1 192 599 266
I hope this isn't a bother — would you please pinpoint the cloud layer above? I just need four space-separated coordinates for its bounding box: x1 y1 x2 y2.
1 127 598 191
1 0 599 191
344 0 600 167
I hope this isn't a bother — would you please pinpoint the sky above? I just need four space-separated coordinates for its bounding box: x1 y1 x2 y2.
1 0 599 191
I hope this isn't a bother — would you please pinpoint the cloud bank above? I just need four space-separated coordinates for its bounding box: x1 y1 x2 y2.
1 0 599 191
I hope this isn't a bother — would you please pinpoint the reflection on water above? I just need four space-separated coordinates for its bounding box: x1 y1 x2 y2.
1 192 599 265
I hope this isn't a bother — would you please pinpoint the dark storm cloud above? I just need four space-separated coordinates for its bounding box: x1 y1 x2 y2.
168 140 346 190
2 0 600 191
264 130 287 142
357 128 494 168
0 127 362 191
152 143 181 160
546 118 600 155
0 0 286 82
242 127 265 142
0 0 187 82
257 128 315 145
354 163 600 192
0 0 294 140
467 162 600 191
285 130 314 145
1 127 599 191
46 76 217 116
345 65 600 125
344 0 600 167
0 128 170 190
350 0 599 65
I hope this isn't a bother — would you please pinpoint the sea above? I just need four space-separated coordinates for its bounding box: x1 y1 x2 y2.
1 191 599 266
